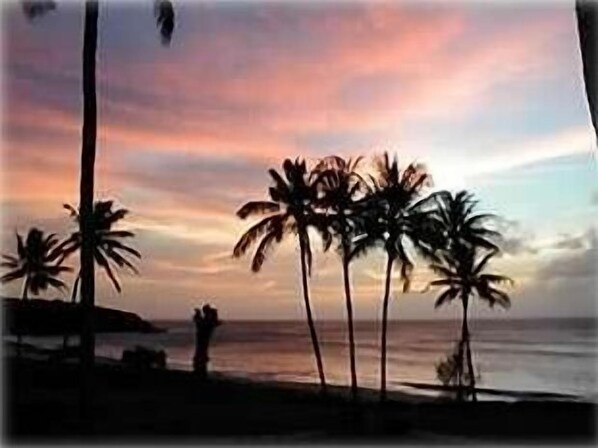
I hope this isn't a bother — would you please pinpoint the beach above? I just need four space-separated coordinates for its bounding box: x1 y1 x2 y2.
5 352 596 443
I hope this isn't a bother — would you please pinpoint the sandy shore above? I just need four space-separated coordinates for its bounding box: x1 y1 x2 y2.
4 348 597 444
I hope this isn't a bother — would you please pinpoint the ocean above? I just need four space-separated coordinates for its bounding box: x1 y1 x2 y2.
23 318 598 400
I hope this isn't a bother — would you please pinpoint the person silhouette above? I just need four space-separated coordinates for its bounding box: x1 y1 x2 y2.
193 304 222 380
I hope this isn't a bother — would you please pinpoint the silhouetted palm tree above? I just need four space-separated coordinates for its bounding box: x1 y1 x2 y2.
352 153 440 401
312 155 367 401
57 200 141 348
430 245 512 402
22 0 174 422
233 158 328 393
1 228 71 356
431 190 506 402
59 200 141 299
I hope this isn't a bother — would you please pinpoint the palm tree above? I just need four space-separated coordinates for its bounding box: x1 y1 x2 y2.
22 0 174 422
233 158 327 394
57 200 141 348
1 228 71 356
352 153 440 401
312 155 367 401
430 190 505 402
429 244 512 402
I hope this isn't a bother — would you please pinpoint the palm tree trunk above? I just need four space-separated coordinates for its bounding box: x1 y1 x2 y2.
342 251 358 401
63 273 80 350
298 235 327 394
576 0 597 142
17 277 29 360
465 332 477 402
379 255 393 402
461 294 476 402
457 338 465 401
79 0 98 429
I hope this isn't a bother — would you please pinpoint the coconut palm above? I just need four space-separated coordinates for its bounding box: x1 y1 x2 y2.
431 190 505 402
352 153 440 401
233 158 328 394
58 200 141 300
1 228 71 356
22 0 174 420
434 190 501 253
312 155 368 401
430 244 512 402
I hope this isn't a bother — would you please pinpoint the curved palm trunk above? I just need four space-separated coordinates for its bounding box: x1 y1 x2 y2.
342 250 358 401
379 255 393 402
79 0 98 428
576 0 597 142
298 235 327 394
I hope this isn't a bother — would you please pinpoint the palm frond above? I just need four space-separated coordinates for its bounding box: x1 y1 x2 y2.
236 201 280 219
233 215 277 258
434 287 460 309
102 239 141 259
473 250 498 275
103 247 139 274
251 230 279 273
1 268 27 284
478 286 511 309
94 249 122 293
429 262 458 279
44 276 68 291
63 203 79 219
99 230 135 239
155 0 175 45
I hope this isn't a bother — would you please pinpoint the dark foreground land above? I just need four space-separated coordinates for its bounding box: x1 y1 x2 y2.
4 356 597 444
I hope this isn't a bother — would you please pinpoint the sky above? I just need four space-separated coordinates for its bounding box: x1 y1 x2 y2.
1 1 596 321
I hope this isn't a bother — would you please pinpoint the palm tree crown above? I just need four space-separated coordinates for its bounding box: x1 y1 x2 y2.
430 244 513 310
435 190 501 253
58 200 141 294
353 153 439 287
233 158 319 271
312 155 368 253
1 228 71 297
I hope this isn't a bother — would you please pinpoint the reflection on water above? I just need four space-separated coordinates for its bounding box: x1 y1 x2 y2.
20 318 597 399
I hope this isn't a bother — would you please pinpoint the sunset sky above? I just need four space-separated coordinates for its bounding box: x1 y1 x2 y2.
1 1 596 321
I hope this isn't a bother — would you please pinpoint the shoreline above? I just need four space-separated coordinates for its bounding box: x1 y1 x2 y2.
5 354 597 442
5 340 590 404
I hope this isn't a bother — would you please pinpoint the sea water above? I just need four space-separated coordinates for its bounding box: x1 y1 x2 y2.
22 318 598 400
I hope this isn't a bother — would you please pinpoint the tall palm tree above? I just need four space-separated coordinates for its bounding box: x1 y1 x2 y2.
352 153 440 401
57 200 141 348
429 244 512 402
435 191 510 399
233 158 327 394
1 228 71 356
22 0 174 422
312 155 367 401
